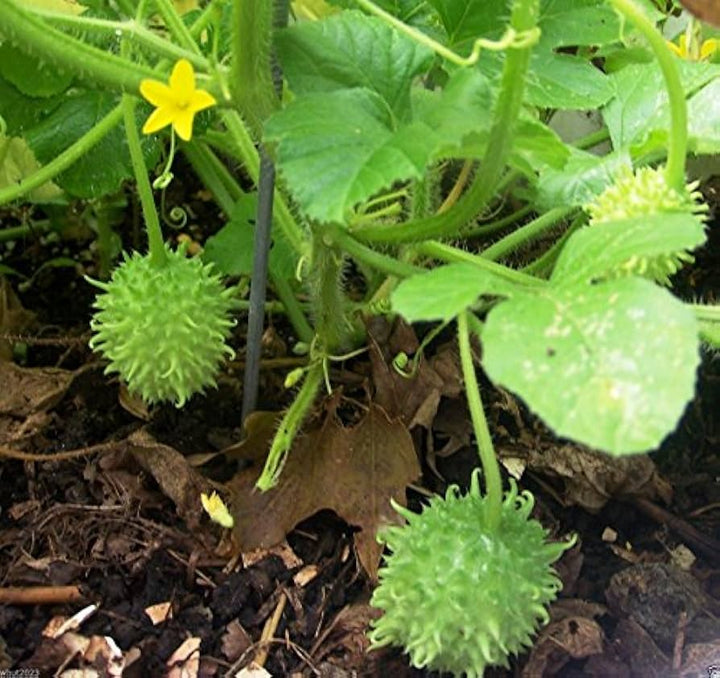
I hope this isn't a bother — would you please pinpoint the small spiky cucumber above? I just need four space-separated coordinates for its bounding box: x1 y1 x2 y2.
369 474 571 677
585 165 706 284
88 245 236 407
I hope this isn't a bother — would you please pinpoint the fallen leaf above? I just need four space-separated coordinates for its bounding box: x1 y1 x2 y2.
368 318 461 429
0 278 36 361
0 361 75 418
226 404 420 579
523 615 604 677
523 444 672 512
127 428 212 531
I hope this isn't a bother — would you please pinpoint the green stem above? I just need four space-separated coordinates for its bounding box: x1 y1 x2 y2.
181 142 313 343
520 213 584 277
256 361 323 491
0 105 124 206
691 303 720 322
457 311 502 530
610 0 687 191
416 240 546 288
572 127 610 151
218 111 306 256
122 96 166 266
154 0 201 53
310 228 352 353
229 0 282 134
324 225 425 278
24 8 209 70
480 206 576 261
272 275 314 344
0 0 153 92
462 203 534 240
182 141 244 212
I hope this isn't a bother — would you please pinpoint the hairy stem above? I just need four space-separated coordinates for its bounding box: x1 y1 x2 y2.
256 361 323 491
610 0 687 191
0 0 153 92
122 96 166 266
457 311 502 529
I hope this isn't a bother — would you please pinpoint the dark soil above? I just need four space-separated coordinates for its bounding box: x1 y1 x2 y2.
0 183 719 678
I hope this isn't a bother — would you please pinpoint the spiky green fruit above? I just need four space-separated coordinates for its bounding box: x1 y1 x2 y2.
88 245 236 407
369 474 571 677
584 166 706 284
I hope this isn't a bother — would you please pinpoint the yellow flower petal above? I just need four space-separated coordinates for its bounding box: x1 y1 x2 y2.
667 40 683 57
142 105 177 134
172 108 196 141
140 79 174 108
701 39 718 60
189 88 217 113
169 58 195 97
200 491 234 528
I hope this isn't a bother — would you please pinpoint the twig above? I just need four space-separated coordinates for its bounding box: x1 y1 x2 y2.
0 585 83 605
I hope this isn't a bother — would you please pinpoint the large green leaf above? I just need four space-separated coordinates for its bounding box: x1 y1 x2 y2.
526 52 614 109
551 212 707 285
391 263 520 322
265 69 491 222
24 90 159 199
276 10 433 119
482 278 699 455
602 60 720 152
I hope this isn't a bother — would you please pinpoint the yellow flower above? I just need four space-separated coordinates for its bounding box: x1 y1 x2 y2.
140 59 216 141
200 491 234 528
667 34 719 61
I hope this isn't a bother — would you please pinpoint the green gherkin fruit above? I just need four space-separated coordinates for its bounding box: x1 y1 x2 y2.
585 166 707 284
88 245 236 407
369 473 572 677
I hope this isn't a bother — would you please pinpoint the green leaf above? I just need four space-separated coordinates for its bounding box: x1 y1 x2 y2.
536 147 631 210
391 263 519 322
0 43 73 98
538 0 620 48
687 78 720 155
482 278 699 455
0 75 64 136
602 61 720 152
24 90 159 199
0 136 63 202
426 0 507 49
276 10 433 119
202 193 297 281
551 212 707 285
266 70 491 222
526 52 614 109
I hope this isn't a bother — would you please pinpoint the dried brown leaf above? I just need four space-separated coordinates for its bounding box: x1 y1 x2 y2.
226 404 420 579
526 444 672 512
523 616 604 677
0 361 75 417
127 428 212 530
368 318 460 429
0 278 36 361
